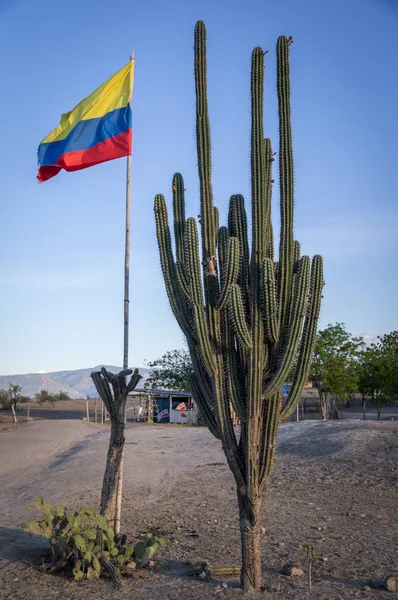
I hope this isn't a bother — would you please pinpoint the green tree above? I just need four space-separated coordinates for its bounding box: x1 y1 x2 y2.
8 383 22 423
145 349 193 392
310 323 364 419
358 331 398 420
9 383 22 411
35 389 51 405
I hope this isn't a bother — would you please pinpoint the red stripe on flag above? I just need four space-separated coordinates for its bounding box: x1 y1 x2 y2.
37 129 132 182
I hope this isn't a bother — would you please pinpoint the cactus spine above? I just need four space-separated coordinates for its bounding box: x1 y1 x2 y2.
154 22 323 591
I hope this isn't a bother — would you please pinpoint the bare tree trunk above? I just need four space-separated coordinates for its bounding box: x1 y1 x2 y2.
320 394 327 420
115 454 124 534
11 403 17 424
362 396 366 420
91 367 141 532
377 402 382 421
238 492 263 590
27 400 31 420
100 410 125 527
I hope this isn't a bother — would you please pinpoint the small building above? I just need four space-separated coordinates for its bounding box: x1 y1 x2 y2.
126 388 197 424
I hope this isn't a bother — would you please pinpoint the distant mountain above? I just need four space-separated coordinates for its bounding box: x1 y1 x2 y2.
0 366 151 399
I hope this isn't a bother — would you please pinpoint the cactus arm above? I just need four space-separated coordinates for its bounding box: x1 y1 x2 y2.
194 23 243 483
261 258 279 344
194 21 216 276
230 285 253 349
186 217 206 308
224 320 246 422
154 195 196 344
276 36 295 341
263 255 311 398
189 372 220 439
213 206 219 242
188 340 214 400
259 394 280 489
248 43 266 406
217 226 229 285
214 368 246 488
228 195 250 291
185 218 216 374
101 367 124 400
263 138 274 260
280 255 323 419
293 240 301 264
126 368 142 395
176 260 191 301
217 237 240 310
91 371 117 419
172 173 186 262
251 48 266 260
246 46 267 502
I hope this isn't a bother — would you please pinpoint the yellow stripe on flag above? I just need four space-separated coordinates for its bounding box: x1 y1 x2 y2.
41 61 134 144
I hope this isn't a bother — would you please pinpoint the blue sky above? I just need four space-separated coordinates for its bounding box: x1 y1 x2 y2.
0 0 397 375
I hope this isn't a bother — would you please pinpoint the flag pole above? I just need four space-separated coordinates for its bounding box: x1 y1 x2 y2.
116 51 135 535
123 51 135 371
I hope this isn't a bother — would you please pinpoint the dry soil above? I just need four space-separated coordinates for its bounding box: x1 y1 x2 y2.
0 419 397 599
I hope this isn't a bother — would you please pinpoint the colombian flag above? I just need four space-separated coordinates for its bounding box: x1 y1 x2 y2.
37 61 134 182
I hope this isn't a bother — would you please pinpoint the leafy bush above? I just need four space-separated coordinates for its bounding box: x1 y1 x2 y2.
19 395 31 404
21 497 167 581
0 389 11 410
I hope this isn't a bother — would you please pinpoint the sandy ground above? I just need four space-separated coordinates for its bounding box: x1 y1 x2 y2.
0 419 397 599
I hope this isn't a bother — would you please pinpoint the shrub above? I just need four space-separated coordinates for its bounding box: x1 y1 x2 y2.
22 497 167 581
0 389 12 410
19 395 31 404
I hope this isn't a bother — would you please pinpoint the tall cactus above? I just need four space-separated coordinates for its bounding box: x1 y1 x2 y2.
154 22 323 591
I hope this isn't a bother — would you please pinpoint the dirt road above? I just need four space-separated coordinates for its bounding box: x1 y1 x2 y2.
0 420 397 599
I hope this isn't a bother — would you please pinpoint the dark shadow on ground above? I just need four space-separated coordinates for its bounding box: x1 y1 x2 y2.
0 526 47 563
47 432 103 468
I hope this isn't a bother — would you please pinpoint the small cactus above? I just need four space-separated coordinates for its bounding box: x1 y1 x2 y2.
300 543 318 590
22 498 167 581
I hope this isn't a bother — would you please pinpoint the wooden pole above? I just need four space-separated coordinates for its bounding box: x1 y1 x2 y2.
86 399 89 422
123 51 135 371
27 399 31 421
94 398 98 423
116 51 135 534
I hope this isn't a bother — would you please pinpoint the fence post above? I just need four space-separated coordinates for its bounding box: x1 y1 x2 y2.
86 399 89 422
